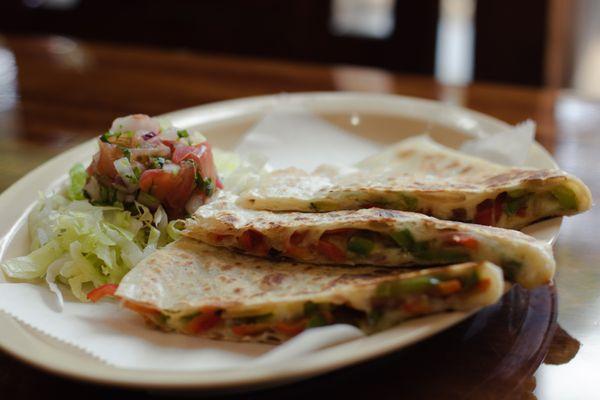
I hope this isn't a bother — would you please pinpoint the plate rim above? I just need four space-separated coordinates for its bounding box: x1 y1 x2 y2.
0 91 560 390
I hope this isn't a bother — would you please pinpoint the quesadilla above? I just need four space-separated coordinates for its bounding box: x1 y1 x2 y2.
116 238 504 343
237 136 591 229
185 192 555 289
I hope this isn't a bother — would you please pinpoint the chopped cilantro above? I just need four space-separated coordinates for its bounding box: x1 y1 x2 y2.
195 173 215 197
151 157 165 169
203 178 215 197
100 132 112 143
177 129 189 138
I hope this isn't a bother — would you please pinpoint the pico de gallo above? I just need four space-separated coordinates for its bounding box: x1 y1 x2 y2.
85 114 223 218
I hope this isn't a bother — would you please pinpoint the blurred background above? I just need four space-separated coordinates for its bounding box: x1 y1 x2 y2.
2 2 600 399
0 0 598 95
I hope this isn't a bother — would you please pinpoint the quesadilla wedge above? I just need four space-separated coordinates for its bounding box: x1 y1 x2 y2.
237 136 591 229
116 238 504 343
185 192 555 289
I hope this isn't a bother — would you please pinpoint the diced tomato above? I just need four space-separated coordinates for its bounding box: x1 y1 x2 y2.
443 233 479 250
139 169 166 197
274 320 307 336
317 240 346 263
476 278 492 292
86 284 118 302
172 142 222 189
436 279 463 296
187 308 221 334
238 229 270 255
231 323 271 336
123 301 160 317
172 143 205 164
87 125 222 220
139 161 196 218
88 141 123 180
160 139 177 152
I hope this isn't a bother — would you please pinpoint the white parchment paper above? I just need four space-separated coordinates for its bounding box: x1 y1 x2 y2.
460 120 536 166
0 104 534 371
235 104 381 170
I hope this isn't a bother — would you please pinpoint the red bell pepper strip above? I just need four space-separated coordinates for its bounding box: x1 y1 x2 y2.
475 193 508 226
285 231 311 258
289 230 308 246
123 301 161 317
317 240 346 263
187 308 221 334
238 229 270 255
87 284 118 302
231 323 271 336
474 199 494 225
274 320 307 337
443 233 479 250
494 192 507 222
476 278 492 292
436 279 463 296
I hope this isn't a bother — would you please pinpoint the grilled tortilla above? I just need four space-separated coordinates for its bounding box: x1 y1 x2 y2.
116 238 504 343
185 192 555 289
237 136 591 229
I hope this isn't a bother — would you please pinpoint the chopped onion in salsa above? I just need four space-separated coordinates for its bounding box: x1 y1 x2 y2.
85 114 222 218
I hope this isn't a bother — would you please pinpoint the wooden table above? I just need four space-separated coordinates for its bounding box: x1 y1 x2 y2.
0 35 597 400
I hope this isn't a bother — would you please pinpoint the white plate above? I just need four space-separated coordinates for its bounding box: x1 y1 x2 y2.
0 92 560 391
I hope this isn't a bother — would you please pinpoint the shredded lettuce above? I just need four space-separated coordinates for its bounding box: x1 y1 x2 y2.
0 190 180 302
166 219 185 241
67 163 87 200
